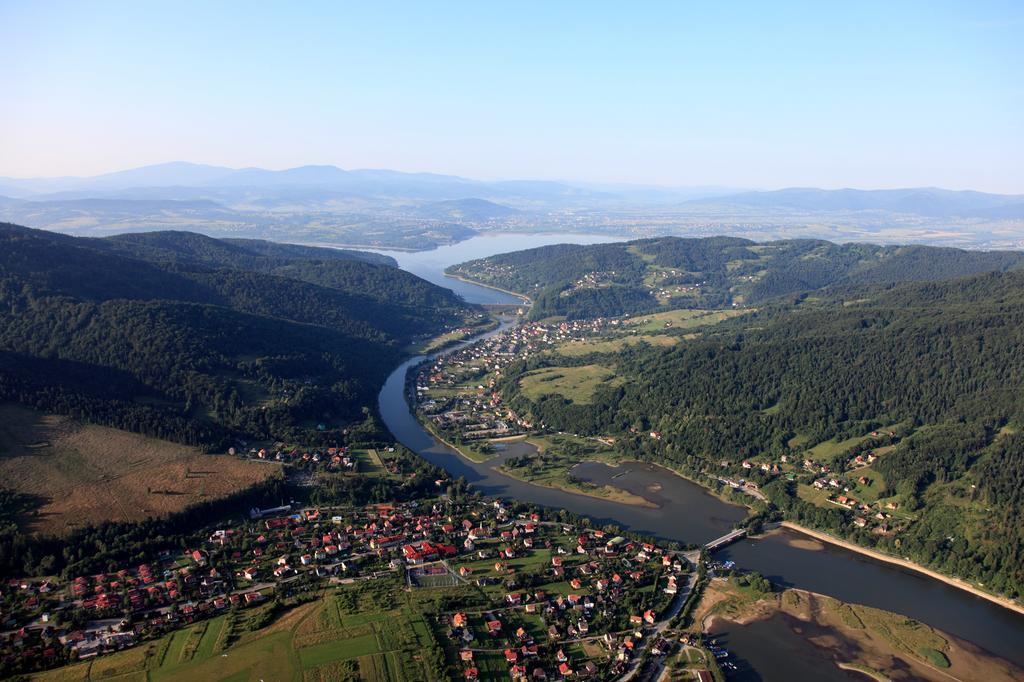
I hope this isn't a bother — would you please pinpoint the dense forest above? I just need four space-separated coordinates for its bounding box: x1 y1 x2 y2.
0 224 477 450
450 236 1024 319
497 270 1024 596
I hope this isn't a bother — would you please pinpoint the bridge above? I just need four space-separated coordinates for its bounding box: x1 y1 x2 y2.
704 528 748 552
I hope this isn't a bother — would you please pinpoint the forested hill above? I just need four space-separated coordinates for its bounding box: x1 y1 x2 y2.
102 230 397 267
499 270 1024 596
0 224 476 449
449 237 1024 319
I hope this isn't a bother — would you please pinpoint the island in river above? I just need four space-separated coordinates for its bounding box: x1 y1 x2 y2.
692 575 1024 682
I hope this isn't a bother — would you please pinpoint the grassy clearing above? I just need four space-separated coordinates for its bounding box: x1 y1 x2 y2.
626 308 747 333
805 434 874 461
518 364 622 404
550 334 678 357
0 403 279 535
350 448 388 477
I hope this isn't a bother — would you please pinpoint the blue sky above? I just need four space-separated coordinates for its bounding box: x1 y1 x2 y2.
1 1 1021 191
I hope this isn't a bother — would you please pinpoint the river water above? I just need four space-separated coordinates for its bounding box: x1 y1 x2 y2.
373 233 1024 672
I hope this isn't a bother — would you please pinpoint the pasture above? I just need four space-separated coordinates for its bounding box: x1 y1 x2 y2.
0 403 279 535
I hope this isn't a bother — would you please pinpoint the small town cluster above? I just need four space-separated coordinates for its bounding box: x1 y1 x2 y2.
416 319 614 441
718 428 911 536
1 488 711 680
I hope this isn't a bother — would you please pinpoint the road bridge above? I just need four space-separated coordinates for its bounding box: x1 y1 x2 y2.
704 528 748 552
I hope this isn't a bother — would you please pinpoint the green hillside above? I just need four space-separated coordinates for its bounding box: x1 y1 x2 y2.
0 224 478 449
497 269 1024 597
449 237 1024 319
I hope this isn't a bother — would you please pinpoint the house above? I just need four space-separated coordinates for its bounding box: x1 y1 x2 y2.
453 612 468 628
486 619 502 635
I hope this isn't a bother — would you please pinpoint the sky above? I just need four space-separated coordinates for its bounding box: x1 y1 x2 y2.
1 1 1022 192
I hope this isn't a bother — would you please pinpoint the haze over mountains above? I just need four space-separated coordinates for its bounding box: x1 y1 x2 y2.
1 162 1022 250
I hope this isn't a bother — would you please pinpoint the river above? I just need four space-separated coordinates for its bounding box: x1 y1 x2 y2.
368 232 624 304
372 233 1024 673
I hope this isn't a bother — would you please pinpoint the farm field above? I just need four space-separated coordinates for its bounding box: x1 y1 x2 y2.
0 404 280 535
32 584 444 682
518 365 623 405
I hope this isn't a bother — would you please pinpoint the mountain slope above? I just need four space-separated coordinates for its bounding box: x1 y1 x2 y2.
450 237 1024 319
0 224 476 448
498 269 1024 597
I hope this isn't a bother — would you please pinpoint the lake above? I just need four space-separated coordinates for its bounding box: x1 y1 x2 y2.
369 232 624 304
374 231 1024 672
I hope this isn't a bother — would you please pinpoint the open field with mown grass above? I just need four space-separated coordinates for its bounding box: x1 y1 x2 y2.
0 403 280 535
518 364 622 404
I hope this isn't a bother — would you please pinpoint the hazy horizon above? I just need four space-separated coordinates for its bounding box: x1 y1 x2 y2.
1 159 1022 197
2 2 1022 193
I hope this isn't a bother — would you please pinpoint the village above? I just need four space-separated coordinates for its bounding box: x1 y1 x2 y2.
415 318 616 444
0 481 727 681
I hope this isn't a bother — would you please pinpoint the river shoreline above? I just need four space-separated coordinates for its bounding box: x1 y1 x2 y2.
779 521 1024 617
413 303 1024 620
443 271 533 303
378 262 1024 670
700 582 1024 682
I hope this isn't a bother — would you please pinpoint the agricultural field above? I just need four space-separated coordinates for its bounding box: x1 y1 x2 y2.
518 365 623 405
32 584 445 682
0 403 280 535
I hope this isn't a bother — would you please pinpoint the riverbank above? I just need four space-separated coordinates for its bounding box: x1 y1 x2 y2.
779 521 1024 617
494 461 658 508
697 578 1024 682
443 271 532 303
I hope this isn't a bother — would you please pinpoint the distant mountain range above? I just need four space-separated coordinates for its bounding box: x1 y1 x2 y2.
3 162 1019 217
1 162 1022 249
0 161 591 203
683 187 1024 219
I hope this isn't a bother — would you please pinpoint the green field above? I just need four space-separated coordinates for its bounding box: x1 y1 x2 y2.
626 308 747 333
550 334 678 357
518 364 622 404
35 585 445 682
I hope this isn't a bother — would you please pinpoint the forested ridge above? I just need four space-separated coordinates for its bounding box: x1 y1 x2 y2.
497 270 1024 597
450 236 1024 319
0 224 476 449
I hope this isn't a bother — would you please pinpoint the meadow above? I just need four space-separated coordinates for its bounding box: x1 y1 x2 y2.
0 404 279 535
518 365 622 405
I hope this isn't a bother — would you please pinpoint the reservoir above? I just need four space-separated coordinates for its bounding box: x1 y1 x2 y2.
370 232 623 304
374 233 1024 671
